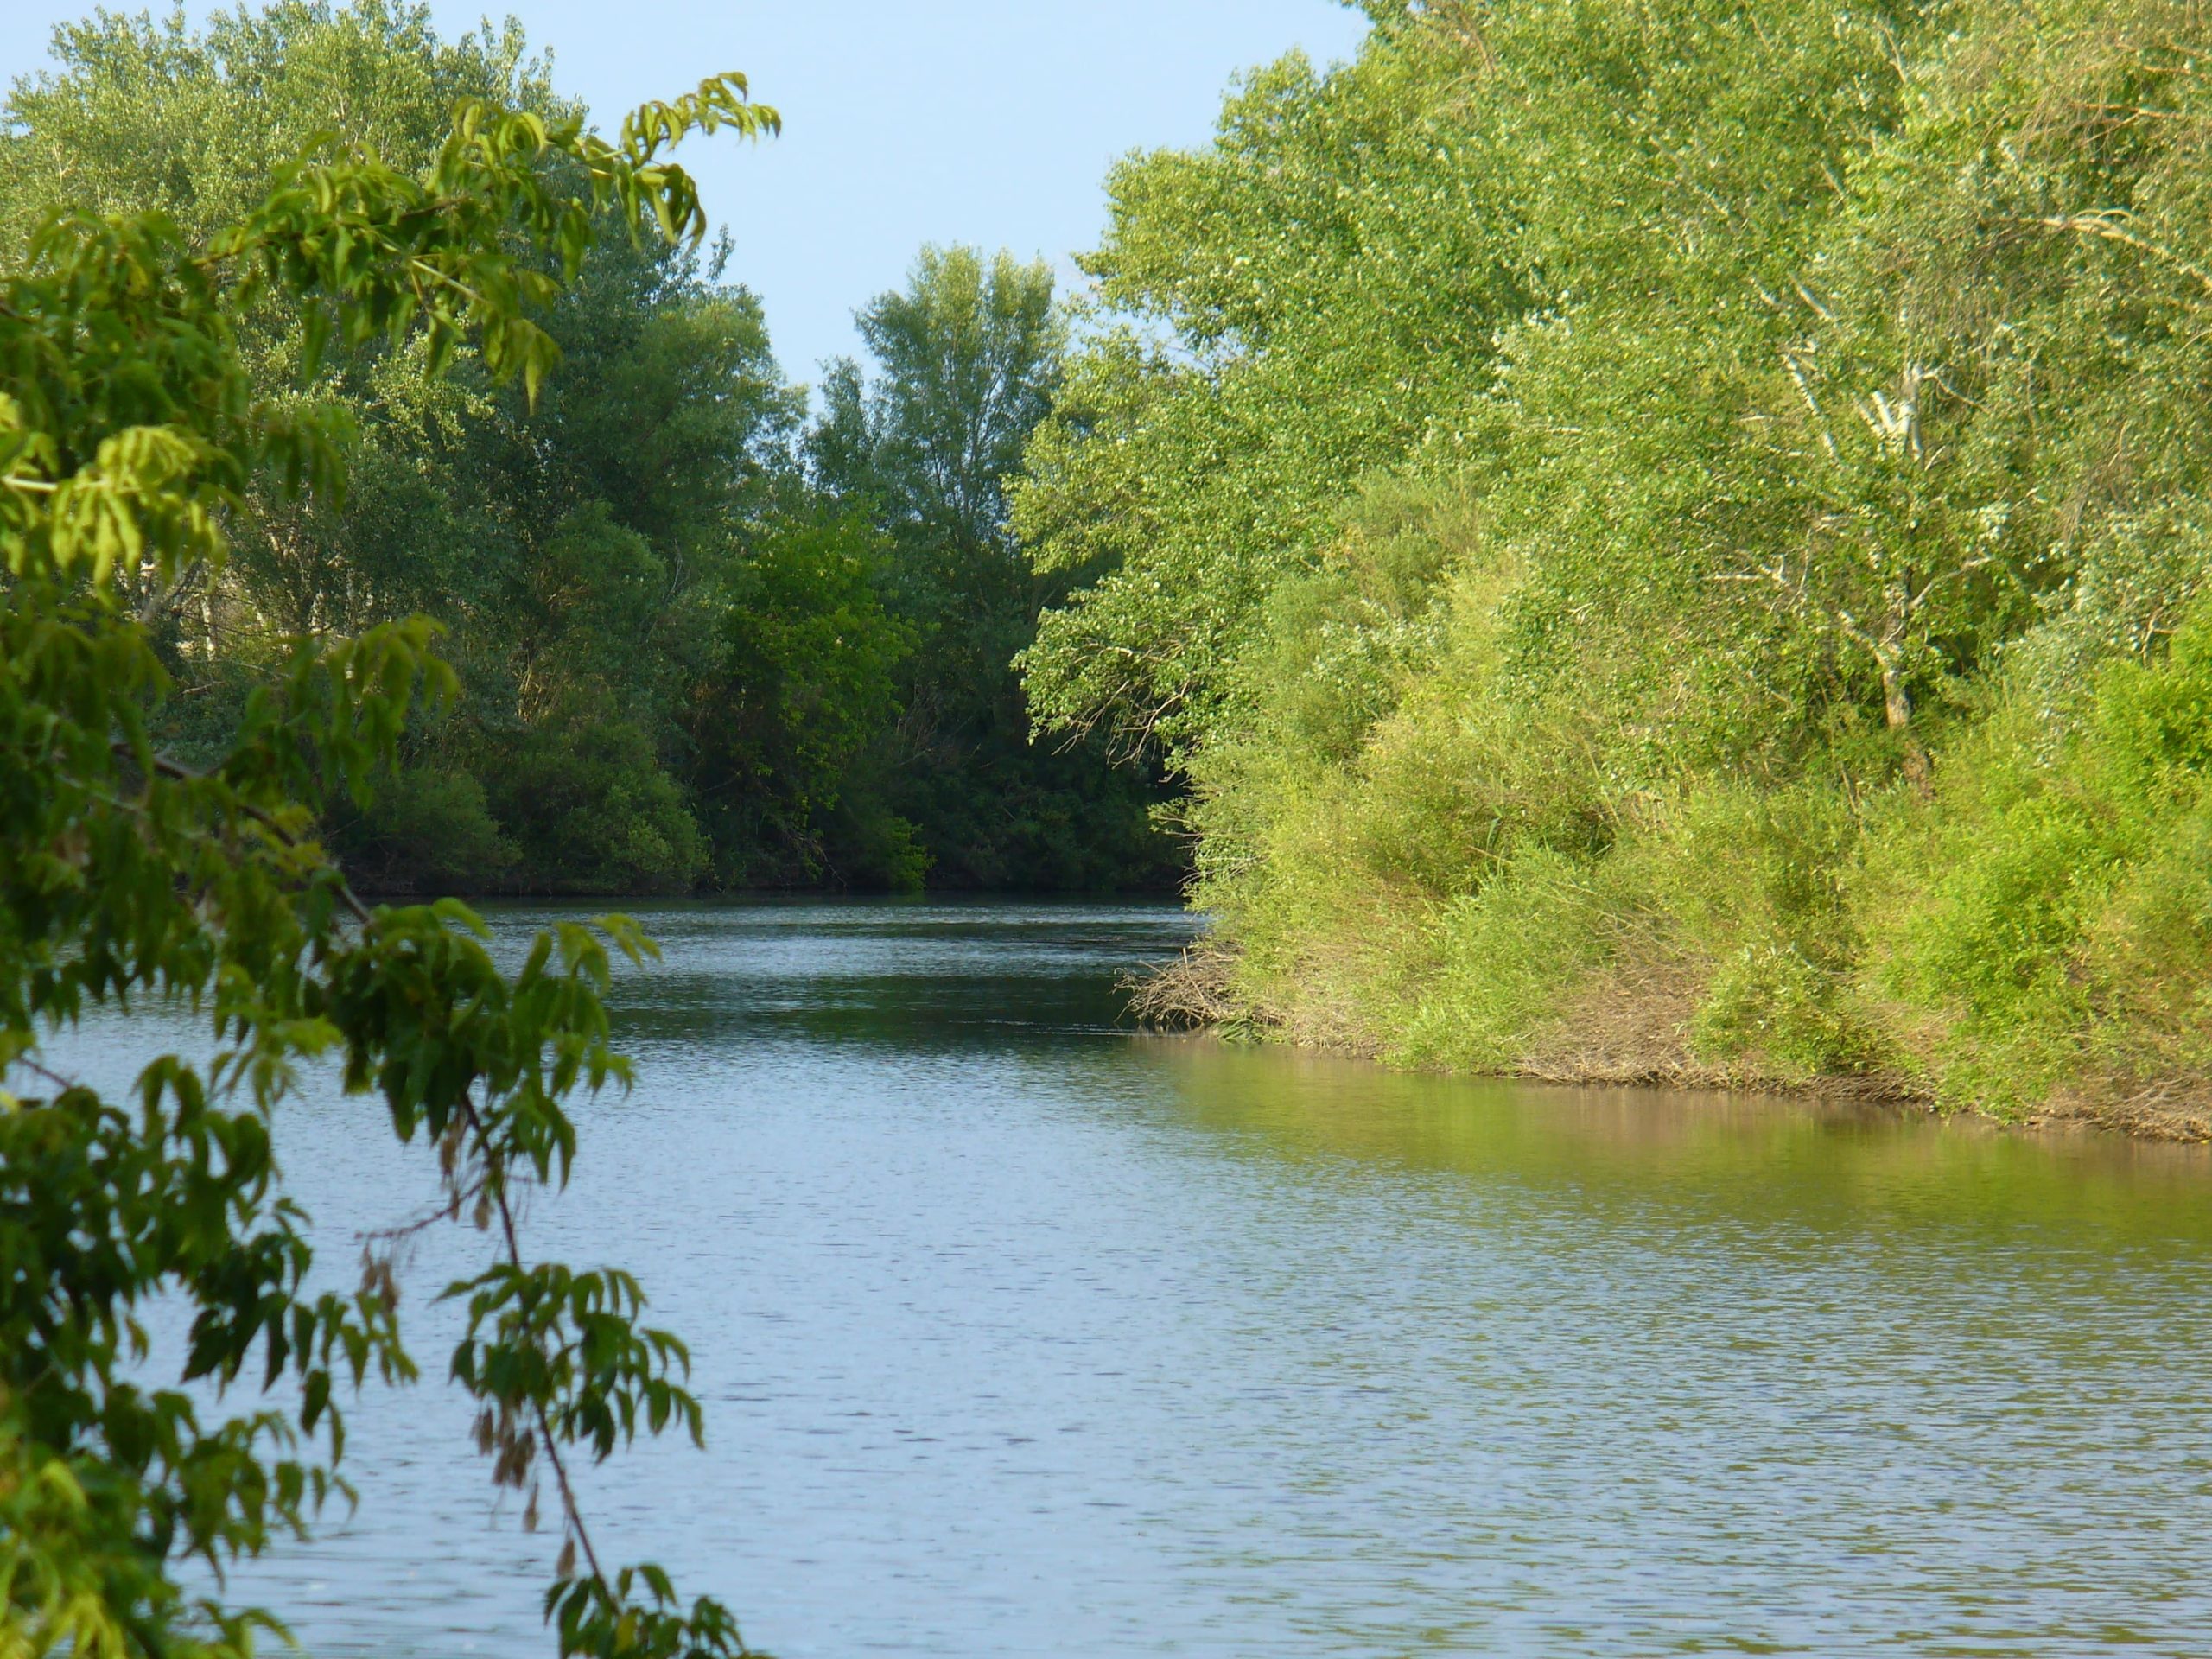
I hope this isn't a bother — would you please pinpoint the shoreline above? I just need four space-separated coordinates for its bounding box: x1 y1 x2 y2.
1158 1022 2212 1145
1125 946 2212 1146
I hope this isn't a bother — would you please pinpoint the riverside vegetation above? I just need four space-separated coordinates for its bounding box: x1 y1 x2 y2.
3 0 2209 1652
0 1 1178 899
1016 0 2212 1135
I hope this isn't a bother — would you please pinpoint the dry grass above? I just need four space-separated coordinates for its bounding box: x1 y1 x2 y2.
1516 955 1705 1086
1511 954 1917 1101
1119 943 1260 1032
2030 1076 2212 1142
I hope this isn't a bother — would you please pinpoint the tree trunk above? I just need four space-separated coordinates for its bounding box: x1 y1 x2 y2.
1878 650 1934 801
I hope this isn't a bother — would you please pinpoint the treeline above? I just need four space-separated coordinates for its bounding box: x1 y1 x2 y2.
1016 0 2212 1127
0 0 1178 896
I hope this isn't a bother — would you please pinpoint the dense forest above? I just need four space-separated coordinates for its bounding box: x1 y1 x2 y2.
0 0 1178 898
1017 0 2212 1128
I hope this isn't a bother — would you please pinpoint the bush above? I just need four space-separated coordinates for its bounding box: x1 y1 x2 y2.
486 711 709 894
1859 601 2212 1112
333 765 519 893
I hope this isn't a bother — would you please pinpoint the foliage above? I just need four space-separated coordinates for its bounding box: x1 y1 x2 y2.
810 245 1183 890
685 499 915 887
3 16 1180 899
0 1 802 898
1863 600 2212 1109
1027 0 2212 1124
813 245 1060 569
0 37 779 1659
1014 30 1524 755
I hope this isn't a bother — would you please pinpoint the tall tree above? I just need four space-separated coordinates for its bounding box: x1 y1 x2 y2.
1013 31 1526 758
812 246 1181 889
0 2 806 896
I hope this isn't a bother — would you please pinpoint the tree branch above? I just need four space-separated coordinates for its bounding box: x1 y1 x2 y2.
456 1091 611 1593
119 744 377 928
2036 211 2212 297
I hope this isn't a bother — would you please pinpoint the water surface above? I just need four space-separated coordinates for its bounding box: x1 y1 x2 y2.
55 901 2212 1656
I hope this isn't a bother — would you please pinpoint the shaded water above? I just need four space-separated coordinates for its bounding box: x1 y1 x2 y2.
55 902 2212 1655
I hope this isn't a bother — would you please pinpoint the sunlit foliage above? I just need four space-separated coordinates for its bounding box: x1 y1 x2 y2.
1023 0 2212 1125
0 36 779 1658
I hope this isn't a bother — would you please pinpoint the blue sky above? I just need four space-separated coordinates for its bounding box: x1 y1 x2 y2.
1 2 1370 390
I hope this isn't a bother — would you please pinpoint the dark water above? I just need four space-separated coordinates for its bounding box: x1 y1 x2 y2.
47 901 2212 1656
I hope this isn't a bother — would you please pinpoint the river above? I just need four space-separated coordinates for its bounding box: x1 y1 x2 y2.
57 900 2212 1656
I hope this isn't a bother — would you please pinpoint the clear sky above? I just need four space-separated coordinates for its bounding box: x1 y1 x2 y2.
0 1 1371 391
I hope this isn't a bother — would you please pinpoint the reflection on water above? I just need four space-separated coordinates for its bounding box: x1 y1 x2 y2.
48 901 2212 1656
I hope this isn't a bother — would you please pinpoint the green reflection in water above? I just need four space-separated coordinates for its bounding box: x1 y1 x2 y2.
1136 1036 2212 1248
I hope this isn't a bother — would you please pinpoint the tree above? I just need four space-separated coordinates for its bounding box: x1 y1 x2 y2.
812 245 1060 566
1719 0 2212 796
0 54 781 1659
1019 0 2212 1117
0 2 804 896
811 245 1182 889
1012 31 1525 759
685 498 916 887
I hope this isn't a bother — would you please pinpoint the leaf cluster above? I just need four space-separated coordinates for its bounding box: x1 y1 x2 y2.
2 50 776 1659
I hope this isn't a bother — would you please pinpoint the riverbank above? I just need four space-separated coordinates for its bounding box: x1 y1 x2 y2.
1007 3 2212 1161
1128 942 2212 1145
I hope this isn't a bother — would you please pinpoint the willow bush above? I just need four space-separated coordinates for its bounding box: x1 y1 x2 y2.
1020 0 2212 1128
